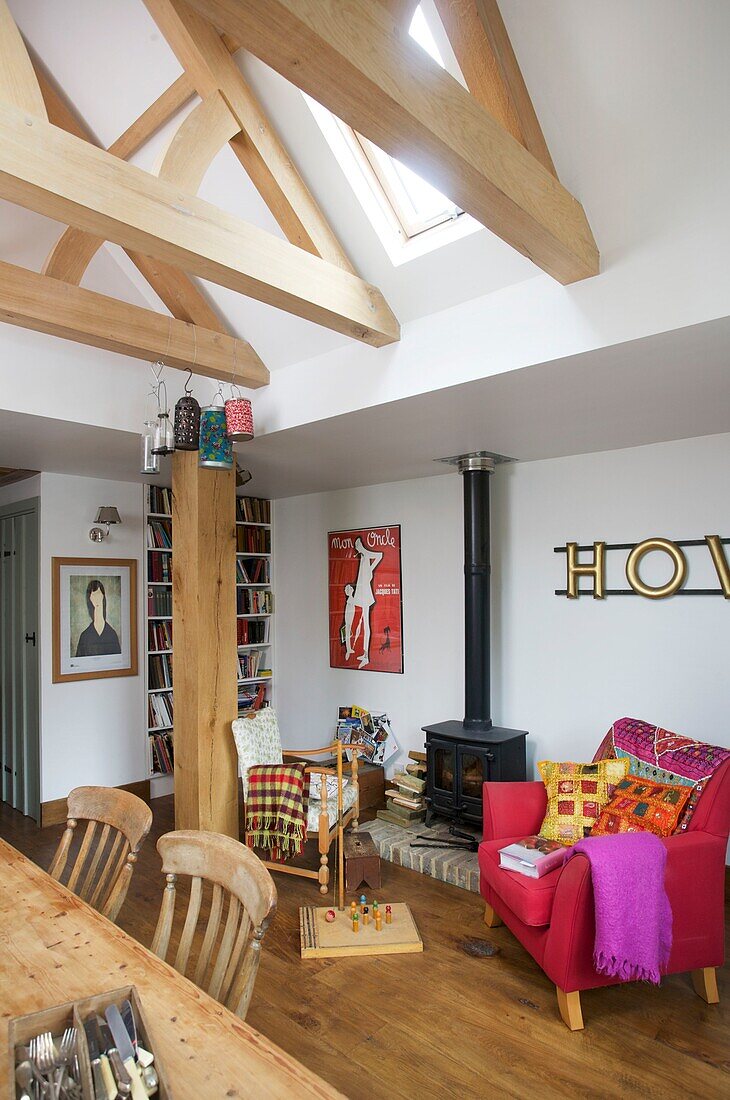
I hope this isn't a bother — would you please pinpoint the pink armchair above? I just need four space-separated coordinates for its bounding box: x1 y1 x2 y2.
478 757 730 1030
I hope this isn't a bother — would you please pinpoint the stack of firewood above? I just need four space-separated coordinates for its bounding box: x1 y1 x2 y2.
377 751 427 828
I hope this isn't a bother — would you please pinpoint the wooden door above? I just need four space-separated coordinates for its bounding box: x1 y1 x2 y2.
0 498 40 820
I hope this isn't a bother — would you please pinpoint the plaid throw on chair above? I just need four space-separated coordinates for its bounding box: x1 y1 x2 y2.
245 762 309 862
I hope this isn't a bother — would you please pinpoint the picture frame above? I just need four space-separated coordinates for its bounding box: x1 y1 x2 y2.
52 557 138 683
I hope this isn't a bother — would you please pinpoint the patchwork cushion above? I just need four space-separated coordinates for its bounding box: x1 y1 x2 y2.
307 781 357 832
478 838 563 927
590 774 692 838
598 718 730 832
538 758 629 843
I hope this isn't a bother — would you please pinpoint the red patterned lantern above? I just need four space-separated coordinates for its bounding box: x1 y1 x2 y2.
225 395 254 441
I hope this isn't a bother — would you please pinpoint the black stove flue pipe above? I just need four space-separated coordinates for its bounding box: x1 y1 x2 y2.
459 455 494 730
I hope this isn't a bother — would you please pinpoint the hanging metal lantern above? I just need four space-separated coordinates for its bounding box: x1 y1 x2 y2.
141 419 160 475
174 370 201 450
199 389 233 469
152 379 175 456
225 391 254 441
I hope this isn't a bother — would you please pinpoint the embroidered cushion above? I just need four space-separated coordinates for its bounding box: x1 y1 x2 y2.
307 782 357 832
596 718 730 833
537 758 630 843
590 774 692 837
309 774 349 802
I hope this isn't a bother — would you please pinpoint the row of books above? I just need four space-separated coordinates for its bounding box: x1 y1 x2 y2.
149 621 172 651
237 557 269 584
236 497 271 524
148 553 172 582
150 731 174 775
237 588 272 615
147 520 173 549
237 619 269 645
148 692 174 730
148 486 173 516
377 752 427 828
149 652 172 690
238 684 268 712
236 527 270 554
148 588 172 616
237 652 271 679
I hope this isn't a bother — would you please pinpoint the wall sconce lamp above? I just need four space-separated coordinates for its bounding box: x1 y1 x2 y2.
89 507 121 543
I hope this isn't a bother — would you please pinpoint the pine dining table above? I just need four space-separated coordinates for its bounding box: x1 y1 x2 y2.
0 837 343 1098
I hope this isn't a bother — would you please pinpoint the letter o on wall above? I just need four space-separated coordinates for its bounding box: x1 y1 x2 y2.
625 538 687 599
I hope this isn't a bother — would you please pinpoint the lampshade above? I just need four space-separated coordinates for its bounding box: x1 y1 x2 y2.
199 405 233 469
94 507 121 525
225 396 254 441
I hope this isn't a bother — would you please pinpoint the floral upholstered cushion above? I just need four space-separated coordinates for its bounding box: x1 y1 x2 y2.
537 758 630 843
307 782 357 832
590 774 692 838
595 718 730 833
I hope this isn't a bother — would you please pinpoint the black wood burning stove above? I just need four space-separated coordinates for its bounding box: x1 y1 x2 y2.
423 454 527 826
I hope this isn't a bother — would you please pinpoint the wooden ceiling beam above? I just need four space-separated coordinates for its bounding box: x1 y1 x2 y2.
184 0 598 283
0 0 47 117
32 54 229 332
142 0 356 274
0 104 400 345
0 259 269 387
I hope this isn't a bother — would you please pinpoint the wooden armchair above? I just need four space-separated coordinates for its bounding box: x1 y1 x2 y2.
151 830 277 1021
48 785 152 922
232 709 361 901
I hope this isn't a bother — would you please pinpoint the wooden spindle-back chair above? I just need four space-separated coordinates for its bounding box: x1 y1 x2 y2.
48 785 153 922
150 830 277 1020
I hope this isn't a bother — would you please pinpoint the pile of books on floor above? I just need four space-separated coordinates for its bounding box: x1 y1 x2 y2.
377 751 427 828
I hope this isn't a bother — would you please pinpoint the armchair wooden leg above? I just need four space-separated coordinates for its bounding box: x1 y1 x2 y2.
556 987 584 1031
483 903 503 928
691 968 719 1004
319 853 329 894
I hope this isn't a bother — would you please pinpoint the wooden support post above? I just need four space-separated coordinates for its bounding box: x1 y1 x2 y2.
172 450 238 838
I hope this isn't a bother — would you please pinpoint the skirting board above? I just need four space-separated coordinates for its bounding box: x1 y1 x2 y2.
41 780 151 828
300 903 423 958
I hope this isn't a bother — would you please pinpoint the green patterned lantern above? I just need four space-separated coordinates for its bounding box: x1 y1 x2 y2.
199 392 233 469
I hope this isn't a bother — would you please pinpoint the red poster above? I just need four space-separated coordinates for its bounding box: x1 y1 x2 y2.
328 526 403 673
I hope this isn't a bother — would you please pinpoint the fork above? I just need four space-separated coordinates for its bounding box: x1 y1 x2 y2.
55 1028 76 1097
30 1033 56 1097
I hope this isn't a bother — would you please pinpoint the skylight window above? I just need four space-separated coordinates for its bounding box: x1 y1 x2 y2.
304 3 479 264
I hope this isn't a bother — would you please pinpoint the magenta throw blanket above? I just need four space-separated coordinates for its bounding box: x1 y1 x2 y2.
566 833 672 984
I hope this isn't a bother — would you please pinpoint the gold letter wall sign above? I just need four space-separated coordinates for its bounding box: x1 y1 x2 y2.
555 536 730 598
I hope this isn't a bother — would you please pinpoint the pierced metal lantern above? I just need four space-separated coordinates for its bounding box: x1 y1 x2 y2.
199 393 233 469
141 420 160 475
225 394 254 441
174 374 201 451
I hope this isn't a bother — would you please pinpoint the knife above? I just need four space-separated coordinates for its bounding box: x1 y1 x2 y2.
105 1005 149 1100
84 1017 116 1100
121 1000 158 1095
97 1016 132 1098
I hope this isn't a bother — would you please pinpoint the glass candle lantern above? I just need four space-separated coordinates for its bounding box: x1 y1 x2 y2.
152 410 175 455
199 403 233 469
141 420 160 474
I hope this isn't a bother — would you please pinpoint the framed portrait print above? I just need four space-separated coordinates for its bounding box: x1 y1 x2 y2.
52 557 138 683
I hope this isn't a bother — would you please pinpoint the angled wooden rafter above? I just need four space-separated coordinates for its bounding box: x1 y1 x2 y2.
0 259 269 387
33 55 229 333
0 0 47 116
142 0 356 273
184 0 599 283
0 103 400 345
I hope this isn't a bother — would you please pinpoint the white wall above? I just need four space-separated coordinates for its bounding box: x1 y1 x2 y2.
0 474 147 804
274 433 730 777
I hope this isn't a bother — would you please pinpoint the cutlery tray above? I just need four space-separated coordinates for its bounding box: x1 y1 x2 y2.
9 985 170 1099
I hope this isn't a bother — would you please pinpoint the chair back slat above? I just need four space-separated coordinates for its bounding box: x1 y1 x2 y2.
152 831 276 1020
49 787 152 924
209 895 241 1001
174 876 202 974
66 820 97 893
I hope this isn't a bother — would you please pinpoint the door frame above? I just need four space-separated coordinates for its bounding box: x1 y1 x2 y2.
0 495 41 821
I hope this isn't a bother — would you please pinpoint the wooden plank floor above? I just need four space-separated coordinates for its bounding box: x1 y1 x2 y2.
1 796 727 1099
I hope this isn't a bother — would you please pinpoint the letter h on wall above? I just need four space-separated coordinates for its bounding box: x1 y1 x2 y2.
566 542 606 599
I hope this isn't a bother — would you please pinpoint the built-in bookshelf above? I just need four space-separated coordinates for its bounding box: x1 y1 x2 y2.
235 495 274 714
144 488 273 793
